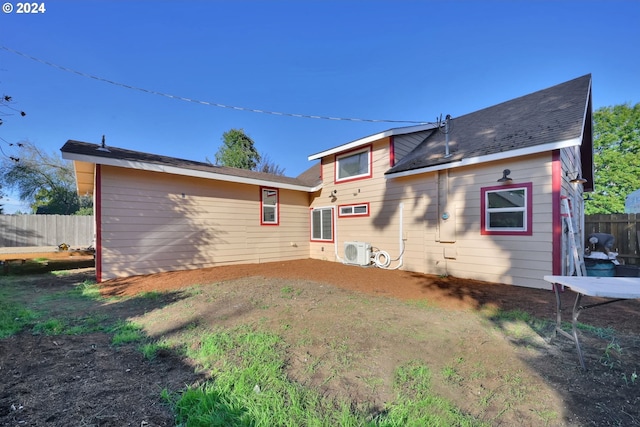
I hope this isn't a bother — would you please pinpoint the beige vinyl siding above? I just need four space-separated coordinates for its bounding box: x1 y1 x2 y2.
311 139 401 260
310 139 438 272
438 154 554 288
99 166 309 279
311 136 556 289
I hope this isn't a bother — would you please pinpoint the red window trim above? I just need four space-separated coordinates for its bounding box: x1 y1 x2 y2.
260 186 279 226
337 202 370 218
480 182 533 236
309 207 334 242
334 144 373 184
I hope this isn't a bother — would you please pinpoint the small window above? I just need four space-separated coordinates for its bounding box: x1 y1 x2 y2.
261 187 278 225
311 207 333 241
338 203 370 217
335 146 372 183
481 183 532 235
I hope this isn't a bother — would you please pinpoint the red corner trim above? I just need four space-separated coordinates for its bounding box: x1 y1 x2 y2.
551 150 562 275
95 164 102 283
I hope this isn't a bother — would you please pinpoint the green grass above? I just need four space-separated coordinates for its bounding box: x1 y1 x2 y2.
488 308 617 341
32 318 67 335
165 326 486 427
0 300 39 338
0 258 94 276
140 341 172 360
110 320 146 345
30 313 113 336
280 285 302 299
36 280 102 304
138 290 165 300
1 268 503 426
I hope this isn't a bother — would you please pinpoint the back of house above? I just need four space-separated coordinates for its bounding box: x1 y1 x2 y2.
63 74 593 289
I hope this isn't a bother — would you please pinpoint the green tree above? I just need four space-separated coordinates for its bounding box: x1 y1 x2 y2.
215 128 261 170
586 103 640 214
0 93 26 213
257 154 286 176
1 141 92 215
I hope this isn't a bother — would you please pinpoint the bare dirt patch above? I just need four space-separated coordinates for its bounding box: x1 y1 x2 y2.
2 259 640 426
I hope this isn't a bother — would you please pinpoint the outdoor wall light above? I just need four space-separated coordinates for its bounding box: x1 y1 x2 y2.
96 134 110 152
569 173 588 184
497 169 512 182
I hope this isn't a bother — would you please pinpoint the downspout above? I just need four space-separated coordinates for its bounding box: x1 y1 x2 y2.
333 207 344 263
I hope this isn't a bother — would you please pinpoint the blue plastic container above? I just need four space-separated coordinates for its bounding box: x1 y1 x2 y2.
585 260 616 277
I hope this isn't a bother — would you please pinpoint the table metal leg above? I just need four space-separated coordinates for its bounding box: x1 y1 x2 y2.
552 283 624 370
552 283 586 370
570 293 586 370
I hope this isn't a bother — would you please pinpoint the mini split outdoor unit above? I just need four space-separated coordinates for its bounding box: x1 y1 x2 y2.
344 241 372 266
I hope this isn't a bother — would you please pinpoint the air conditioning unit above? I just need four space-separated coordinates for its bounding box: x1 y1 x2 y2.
344 241 371 266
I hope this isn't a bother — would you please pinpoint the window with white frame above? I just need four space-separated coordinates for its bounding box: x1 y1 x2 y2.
261 187 278 225
335 146 371 182
338 203 369 217
481 183 532 235
311 207 333 241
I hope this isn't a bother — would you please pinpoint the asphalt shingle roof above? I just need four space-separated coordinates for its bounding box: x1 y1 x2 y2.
386 74 592 175
61 140 321 189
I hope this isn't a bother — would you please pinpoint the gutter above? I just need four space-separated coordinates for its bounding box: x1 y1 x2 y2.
62 151 319 193
385 137 583 179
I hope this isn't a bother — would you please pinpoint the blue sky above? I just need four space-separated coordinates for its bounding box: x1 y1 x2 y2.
1 1 639 213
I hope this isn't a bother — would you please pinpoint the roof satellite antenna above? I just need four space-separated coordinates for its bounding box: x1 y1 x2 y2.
97 134 110 152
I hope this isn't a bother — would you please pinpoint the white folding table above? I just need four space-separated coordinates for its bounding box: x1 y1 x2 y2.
543 275 640 370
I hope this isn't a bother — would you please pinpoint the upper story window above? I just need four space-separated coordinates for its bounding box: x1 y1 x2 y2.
261 187 279 225
335 145 372 183
481 183 532 236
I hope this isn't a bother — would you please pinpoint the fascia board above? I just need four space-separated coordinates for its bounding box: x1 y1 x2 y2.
308 123 438 161
385 137 583 179
62 152 316 192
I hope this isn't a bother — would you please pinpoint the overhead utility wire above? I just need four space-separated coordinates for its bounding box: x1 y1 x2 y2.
1 45 431 125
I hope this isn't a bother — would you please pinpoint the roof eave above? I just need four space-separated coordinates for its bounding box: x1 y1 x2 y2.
308 123 438 161
61 151 317 192
385 137 583 179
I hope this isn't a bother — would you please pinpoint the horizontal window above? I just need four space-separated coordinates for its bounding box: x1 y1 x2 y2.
335 145 372 183
338 203 370 217
481 183 532 236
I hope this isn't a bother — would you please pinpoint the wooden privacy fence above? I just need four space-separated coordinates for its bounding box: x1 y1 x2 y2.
585 214 640 265
0 215 94 248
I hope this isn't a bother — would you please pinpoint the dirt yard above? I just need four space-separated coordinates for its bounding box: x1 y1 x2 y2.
2 259 640 426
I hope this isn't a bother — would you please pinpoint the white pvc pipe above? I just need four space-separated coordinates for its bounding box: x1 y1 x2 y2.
387 202 404 270
334 206 344 263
